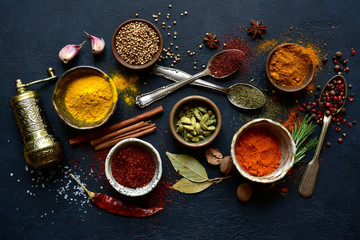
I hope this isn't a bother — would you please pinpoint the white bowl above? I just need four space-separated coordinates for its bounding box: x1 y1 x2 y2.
105 138 162 197
230 118 295 183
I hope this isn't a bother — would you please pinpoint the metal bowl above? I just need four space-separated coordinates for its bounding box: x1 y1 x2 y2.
265 43 315 92
169 95 222 148
111 19 163 70
230 118 295 183
52 66 118 130
105 138 162 197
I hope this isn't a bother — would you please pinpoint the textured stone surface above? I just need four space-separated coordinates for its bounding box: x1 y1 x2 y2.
1 0 360 239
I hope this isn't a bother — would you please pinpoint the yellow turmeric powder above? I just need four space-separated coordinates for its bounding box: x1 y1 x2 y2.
269 44 314 87
64 75 114 123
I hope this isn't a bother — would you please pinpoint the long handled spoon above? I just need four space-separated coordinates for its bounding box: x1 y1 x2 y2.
135 49 245 108
298 73 347 198
153 65 265 109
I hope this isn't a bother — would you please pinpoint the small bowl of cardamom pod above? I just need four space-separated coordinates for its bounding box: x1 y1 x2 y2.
169 95 222 148
52 66 118 129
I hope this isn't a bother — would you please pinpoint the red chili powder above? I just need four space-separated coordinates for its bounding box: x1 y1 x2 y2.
208 49 245 77
111 145 155 188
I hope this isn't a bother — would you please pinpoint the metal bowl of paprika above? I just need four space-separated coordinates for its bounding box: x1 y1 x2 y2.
105 138 162 197
230 118 295 183
265 43 315 92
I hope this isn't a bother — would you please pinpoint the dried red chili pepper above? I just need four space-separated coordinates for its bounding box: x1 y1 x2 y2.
70 174 163 217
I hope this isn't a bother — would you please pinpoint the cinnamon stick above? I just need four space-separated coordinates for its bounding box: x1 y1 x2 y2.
69 105 163 146
90 121 150 146
107 124 156 141
94 126 157 151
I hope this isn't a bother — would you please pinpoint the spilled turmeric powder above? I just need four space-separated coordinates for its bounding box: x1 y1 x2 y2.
111 72 139 106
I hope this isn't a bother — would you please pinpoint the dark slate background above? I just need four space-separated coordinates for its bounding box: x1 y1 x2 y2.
1 0 359 239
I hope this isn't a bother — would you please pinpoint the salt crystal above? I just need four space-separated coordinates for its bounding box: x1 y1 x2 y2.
10 173 13 177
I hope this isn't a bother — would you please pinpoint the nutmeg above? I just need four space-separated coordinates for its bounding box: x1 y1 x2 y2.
237 183 252 202
219 156 234 175
205 148 223 165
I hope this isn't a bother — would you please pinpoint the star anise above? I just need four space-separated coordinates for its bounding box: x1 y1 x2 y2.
247 19 268 38
203 33 219 49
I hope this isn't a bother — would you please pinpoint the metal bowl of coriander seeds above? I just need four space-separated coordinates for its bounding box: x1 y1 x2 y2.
169 95 222 148
111 19 163 70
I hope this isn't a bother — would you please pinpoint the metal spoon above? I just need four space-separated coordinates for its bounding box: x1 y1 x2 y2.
298 73 347 198
135 49 244 108
153 65 265 109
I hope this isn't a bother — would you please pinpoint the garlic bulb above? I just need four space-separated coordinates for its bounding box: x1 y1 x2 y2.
84 31 105 55
58 41 86 64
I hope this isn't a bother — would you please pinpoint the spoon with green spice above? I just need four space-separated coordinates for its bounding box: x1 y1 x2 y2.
153 65 265 109
136 49 245 108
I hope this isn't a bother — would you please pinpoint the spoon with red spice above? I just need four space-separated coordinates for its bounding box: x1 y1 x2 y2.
136 49 245 108
298 73 347 198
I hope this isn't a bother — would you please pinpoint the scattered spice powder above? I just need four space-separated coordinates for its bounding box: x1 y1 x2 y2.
235 128 281 176
111 72 139 106
222 35 253 76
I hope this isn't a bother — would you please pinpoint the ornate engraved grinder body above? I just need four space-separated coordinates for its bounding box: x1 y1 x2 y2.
9 68 63 168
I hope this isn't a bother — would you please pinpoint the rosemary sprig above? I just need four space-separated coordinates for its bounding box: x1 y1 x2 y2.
291 115 319 164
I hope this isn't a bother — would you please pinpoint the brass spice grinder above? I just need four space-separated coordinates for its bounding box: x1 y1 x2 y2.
9 68 63 169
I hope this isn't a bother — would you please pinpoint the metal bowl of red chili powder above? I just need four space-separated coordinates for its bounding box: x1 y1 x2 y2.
230 118 295 183
105 138 162 197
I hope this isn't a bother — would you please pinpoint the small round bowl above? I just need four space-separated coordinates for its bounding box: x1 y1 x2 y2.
230 118 295 183
105 138 162 197
169 95 222 148
111 19 163 70
52 66 118 130
265 43 315 92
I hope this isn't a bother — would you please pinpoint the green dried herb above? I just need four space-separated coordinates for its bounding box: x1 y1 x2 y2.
291 115 318 164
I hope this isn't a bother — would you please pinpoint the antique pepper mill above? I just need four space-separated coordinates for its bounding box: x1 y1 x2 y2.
9 68 63 169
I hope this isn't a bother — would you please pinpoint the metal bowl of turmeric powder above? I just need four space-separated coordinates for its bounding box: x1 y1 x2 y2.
266 43 315 92
52 66 118 129
230 118 295 183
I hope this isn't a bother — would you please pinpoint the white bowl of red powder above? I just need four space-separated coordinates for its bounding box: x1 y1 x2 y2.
105 138 162 197
230 118 295 183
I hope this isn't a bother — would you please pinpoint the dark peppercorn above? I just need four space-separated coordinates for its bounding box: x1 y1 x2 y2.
322 57 328 64
348 84 352 88
326 142 331 148
353 120 357 124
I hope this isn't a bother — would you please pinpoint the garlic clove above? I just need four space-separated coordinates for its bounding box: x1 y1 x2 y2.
84 31 105 55
58 41 86 64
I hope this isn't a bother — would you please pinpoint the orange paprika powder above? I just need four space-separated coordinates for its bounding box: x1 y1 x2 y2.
235 128 281 176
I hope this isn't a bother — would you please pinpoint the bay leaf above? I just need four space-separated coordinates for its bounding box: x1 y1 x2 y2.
166 152 208 182
172 178 214 194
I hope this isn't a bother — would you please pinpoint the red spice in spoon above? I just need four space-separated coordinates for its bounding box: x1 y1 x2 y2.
208 49 245 78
